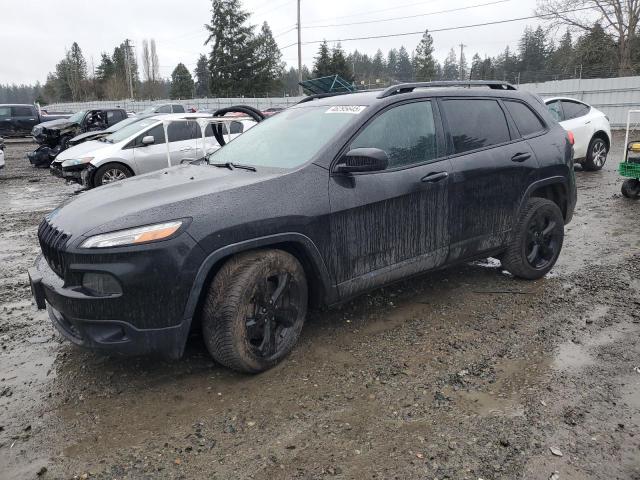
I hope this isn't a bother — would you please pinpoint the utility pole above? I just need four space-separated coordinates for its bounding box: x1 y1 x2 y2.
458 43 466 81
297 0 303 96
124 39 134 99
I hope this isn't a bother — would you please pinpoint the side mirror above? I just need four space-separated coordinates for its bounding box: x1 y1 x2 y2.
335 148 389 174
141 135 155 146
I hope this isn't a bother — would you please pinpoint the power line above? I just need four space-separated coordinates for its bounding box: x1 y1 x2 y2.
304 0 441 26
304 0 511 29
280 6 594 50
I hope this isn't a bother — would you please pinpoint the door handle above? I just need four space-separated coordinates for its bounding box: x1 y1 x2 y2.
585 120 591 124
179 147 193 151
421 171 449 183
511 152 531 162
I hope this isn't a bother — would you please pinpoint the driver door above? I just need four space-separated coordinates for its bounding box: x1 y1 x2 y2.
131 123 169 174
328 100 452 298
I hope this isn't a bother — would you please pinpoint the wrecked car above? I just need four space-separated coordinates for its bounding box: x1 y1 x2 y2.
0 104 70 138
27 108 128 167
29 81 576 373
67 113 155 147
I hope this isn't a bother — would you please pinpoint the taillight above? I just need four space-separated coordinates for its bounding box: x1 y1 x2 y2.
567 131 575 145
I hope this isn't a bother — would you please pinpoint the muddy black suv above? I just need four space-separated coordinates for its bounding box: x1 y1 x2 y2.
29 81 576 373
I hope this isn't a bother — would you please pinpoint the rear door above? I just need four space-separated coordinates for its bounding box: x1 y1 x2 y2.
559 100 591 158
0 106 12 136
440 97 536 261
131 123 169 174
167 120 200 165
328 100 452 297
10 106 37 135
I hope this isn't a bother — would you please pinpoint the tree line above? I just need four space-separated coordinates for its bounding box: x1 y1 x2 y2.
1 0 639 104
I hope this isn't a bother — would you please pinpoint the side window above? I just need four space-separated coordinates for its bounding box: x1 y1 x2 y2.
229 121 244 134
503 100 546 137
546 101 563 122
350 101 438 168
167 121 201 142
106 111 117 125
172 104 185 113
11 106 33 117
441 99 510 154
0 106 11 118
132 124 166 147
156 105 172 113
562 101 590 120
205 123 228 137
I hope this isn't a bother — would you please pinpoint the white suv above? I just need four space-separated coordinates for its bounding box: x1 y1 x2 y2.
544 97 612 171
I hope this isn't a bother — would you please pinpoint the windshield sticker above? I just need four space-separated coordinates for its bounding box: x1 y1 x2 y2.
326 106 367 114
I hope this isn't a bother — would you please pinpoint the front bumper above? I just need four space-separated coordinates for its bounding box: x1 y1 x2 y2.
29 230 205 358
50 162 83 183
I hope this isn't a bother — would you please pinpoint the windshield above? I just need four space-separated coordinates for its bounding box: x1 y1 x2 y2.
104 116 145 133
207 105 361 169
68 110 86 123
104 118 159 144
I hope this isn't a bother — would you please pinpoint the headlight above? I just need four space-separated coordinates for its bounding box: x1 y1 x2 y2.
62 157 93 168
80 221 183 248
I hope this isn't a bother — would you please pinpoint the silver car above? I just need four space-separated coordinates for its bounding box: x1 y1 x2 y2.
52 114 254 188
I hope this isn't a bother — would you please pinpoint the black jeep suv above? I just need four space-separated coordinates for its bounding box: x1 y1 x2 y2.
29 81 576 373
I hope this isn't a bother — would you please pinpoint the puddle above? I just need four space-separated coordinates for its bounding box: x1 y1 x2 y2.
457 390 525 417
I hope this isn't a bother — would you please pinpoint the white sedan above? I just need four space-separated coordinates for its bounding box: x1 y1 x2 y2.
544 97 612 171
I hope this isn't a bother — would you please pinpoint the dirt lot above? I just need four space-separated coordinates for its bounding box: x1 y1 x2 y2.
0 136 638 480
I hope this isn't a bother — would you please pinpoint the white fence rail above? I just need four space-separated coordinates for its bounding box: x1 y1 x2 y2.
45 96 305 114
520 75 640 128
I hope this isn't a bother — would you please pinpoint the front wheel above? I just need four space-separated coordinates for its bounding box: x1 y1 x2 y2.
501 198 565 279
583 137 608 171
621 179 640 199
202 250 308 373
93 163 132 187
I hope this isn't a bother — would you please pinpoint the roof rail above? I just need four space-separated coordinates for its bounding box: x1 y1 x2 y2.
377 81 517 99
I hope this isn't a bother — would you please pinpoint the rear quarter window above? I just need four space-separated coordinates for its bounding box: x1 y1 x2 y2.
441 99 510 154
503 100 546 137
11 106 33 116
562 101 590 120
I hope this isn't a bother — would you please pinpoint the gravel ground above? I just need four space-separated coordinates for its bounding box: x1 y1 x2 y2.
0 136 638 480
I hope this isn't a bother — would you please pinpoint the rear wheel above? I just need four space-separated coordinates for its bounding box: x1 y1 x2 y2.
583 137 608 171
201 250 308 373
501 198 564 279
93 163 132 187
621 179 640 199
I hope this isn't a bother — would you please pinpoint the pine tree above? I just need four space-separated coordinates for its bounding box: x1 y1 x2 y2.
397 46 413 81
205 0 256 96
312 41 332 77
442 48 459 80
469 53 483 80
548 30 574 79
574 23 618 78
330 43 352 81
413 30 437 81
253 22 284 94
387 49 399 79
372 49 386 80
170 63 194 99
194 54 210 97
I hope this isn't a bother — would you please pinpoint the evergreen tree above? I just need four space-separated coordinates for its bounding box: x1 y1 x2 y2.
330 43 352 81
470 53 483 80
442 48 459 80
413 30 438 81
574 23 618 78
312 41 332 77
194 54 210 97
547 29 575 79
169 63 194 99
518 26 549 83
397 46 413 81
372 49 386 80
387 49 399 79
253 22 284 93
205 0 256 96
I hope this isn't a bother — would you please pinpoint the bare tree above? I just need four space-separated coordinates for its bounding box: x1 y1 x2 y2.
140 39 161 98
150 39 160 84
141 39 152 83
537 0 640 75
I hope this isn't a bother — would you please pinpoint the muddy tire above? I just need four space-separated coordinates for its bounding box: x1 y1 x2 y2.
201 250 308 373
582 137 608 171
621 178 640 199
501 198 564 280
93 163 132 187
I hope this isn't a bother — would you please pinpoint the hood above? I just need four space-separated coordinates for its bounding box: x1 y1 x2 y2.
54 140 110 162
46 163 281 239
70 130 106 144
37 118 79 130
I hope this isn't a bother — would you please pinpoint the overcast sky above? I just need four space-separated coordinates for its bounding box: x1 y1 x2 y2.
1 0 544 84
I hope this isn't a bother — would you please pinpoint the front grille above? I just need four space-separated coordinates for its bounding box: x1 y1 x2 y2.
38 219 70 278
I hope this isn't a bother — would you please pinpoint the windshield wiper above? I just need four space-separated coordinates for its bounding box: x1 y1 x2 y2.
209 162 256 172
